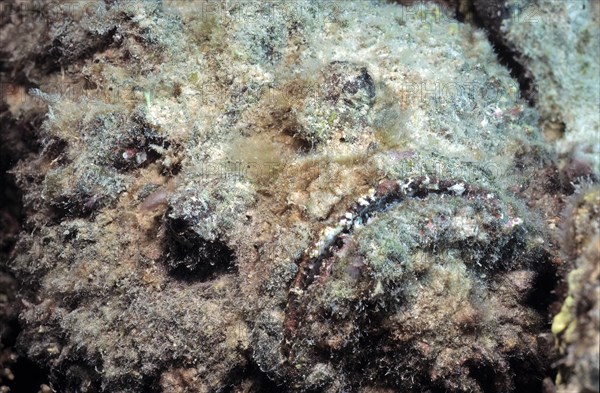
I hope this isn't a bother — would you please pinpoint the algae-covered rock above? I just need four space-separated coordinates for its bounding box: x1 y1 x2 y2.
482 0 600 186
553 187 600 393
1 0 594 392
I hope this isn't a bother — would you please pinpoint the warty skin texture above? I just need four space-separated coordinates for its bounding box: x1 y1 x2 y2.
1 0 589 392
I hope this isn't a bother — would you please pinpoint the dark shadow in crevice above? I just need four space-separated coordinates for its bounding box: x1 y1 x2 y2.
51 362 102 393
389 0 538 106
4 356 48 393
466 360 501 393
510 356 547 393
0 99 49 389
0 111 37 255
165 217 237 282
525 261 560 316
464 0 537 105
220 361 288 393
39 27 119 75
1 312 49 392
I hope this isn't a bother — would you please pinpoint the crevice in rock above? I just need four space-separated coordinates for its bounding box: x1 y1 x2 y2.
0 283 48 392
525 262 560 316
0 110 36 253
459 0 537 105
0 88 49 393
466 360 503 393
3 355 48 392
510 356 548 393
39 26 119 75
391 0 538 106
165 217 237 282
220 361 288 393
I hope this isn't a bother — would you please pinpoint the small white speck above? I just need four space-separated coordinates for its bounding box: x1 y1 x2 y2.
448 183 465 195
136 151 147 164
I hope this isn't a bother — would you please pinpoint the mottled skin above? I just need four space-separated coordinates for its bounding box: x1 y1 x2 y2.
1 0 584 392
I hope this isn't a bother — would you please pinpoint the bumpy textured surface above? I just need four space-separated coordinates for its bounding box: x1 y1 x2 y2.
552 187 599 393
0 0 597 392
502 0 600 185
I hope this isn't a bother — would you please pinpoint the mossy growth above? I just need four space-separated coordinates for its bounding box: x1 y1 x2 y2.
372 83 412 150
356 207 419 285
293 61 377 147
226 132 287 186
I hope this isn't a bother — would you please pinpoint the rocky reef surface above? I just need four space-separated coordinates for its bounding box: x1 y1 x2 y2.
0 1 598 392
